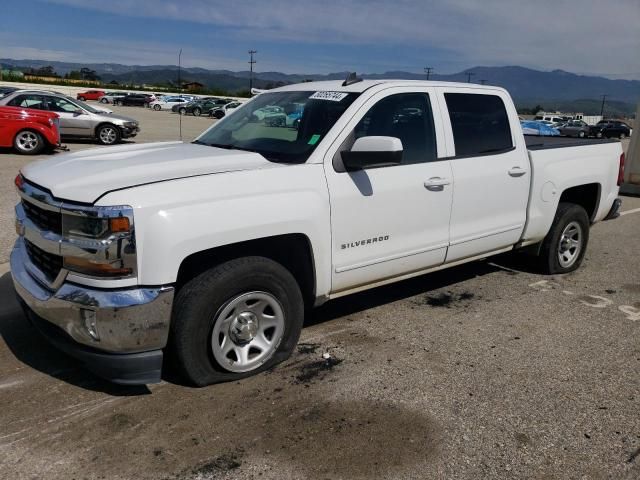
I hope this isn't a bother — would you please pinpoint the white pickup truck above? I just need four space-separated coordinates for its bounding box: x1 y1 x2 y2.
11 78 625 385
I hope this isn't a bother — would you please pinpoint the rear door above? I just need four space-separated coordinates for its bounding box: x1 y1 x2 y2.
324 87 453 293
436 88 529 262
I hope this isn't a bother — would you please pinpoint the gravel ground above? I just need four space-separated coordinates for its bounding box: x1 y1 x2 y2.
0 105 638 479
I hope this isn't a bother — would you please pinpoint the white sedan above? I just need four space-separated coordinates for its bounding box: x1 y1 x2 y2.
149 96 189 111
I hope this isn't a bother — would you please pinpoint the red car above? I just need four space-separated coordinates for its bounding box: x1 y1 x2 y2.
0 106 61 155
76 90 105 101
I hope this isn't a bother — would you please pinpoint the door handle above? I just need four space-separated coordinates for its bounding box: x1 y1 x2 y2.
508 167 526 177
424 177 450 191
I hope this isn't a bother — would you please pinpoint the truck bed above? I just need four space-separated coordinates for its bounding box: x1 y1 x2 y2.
525 136 619 150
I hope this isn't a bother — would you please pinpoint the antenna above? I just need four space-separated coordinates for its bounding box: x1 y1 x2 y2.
342 72 363 87
178 48 182 141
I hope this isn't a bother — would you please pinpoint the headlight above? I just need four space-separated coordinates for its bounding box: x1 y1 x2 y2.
61 206 136 279
123 121 138 128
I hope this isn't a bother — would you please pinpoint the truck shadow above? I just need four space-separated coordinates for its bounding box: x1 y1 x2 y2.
308 253 536 326
0 252 537 393
0 272 150 396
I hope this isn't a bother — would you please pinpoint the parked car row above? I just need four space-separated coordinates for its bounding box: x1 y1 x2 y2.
521 118 632 139
0 89 140 152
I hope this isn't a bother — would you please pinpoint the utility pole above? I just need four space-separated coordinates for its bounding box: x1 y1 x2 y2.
248 50 257 92
424 67 433 80
465 72 475 83
178 48 182 92
600 94 607 118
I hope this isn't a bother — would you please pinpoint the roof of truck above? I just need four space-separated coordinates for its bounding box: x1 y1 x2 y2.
272 79 505 93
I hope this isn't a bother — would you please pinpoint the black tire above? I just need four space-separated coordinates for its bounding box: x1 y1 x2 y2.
100 97 108 104
153 104 161 111
619 132 627 139
193 107 201 117
13 130 45 155
116 100 124 106
538 202 590 274
214 110 225 119
179 107 187 115
78 96 86 101
596 131 603 138
170 256 304 386
578 131 585 138
96 124 121 145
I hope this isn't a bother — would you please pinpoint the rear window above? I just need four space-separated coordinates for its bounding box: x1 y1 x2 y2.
444 93 513 157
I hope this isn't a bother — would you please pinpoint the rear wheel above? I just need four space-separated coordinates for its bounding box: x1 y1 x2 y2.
214 110 225 119
78 96 86 101
620 132 627 139
578 131 585 138
153 104 161 111
96 124 121 145
179 107 187 115
538 202 590 274
13 130 45 155
116 100 124 106
100 97 108 104
193 107 202 117
170 256 304 386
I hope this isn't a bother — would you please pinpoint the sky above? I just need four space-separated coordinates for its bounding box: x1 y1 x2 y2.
1 0 639 79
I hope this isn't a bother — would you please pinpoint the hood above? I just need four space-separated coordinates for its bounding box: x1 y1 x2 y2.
21 141 283 203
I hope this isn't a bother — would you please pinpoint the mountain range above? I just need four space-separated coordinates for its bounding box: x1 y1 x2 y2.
2 59 639 115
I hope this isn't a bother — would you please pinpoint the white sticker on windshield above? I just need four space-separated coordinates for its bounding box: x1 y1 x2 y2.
309 91 349 102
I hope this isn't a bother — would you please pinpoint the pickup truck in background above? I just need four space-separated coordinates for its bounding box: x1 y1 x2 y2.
11 79 624 385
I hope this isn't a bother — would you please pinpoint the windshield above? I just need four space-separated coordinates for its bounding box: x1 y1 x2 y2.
194 91 360 163
66 96 102 114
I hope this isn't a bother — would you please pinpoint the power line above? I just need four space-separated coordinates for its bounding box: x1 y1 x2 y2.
248 50 257 92
465 72 475 83
600 94 608 117
424 67 433 80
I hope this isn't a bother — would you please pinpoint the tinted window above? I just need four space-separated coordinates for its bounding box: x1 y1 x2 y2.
7 94 45 110
46 96 80 113
444 93 512 157
353 93 437 164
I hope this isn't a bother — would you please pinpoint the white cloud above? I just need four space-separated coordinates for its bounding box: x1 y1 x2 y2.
24 0 640 78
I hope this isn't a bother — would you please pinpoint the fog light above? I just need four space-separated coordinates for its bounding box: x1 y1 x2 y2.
81 308 100 341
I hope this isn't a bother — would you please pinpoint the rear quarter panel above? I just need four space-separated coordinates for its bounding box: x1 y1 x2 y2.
523 142 622 242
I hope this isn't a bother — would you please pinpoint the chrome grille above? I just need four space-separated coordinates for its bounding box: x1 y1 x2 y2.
22 200 62 234
24 239 63 282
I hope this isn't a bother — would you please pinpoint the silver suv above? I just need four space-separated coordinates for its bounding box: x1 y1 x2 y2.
0 90 140 145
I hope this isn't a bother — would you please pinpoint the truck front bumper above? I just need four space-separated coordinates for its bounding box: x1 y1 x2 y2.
10 238 174 385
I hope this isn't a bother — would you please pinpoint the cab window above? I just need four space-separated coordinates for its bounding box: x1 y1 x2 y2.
351 93 437 165
444 93 513 157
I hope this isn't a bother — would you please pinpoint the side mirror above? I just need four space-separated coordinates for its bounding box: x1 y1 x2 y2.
341 136 403 171
73 109 85 116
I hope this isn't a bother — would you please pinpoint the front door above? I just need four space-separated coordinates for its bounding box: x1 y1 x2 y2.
324 88 453 293
45 96 93 137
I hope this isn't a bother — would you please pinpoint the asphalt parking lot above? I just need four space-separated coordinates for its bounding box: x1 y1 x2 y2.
0 106 639 479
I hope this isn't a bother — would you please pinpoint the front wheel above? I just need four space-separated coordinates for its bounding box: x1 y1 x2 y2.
178 107 187 115
100 97 108 104
620 132 627 139
14 130 45 155
78 96 86 101
538 203 590 274
192 107 201 116
170 256 304 386
115 100 124 106
578 131 585 138
153 104 161 111
96 124 121 145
